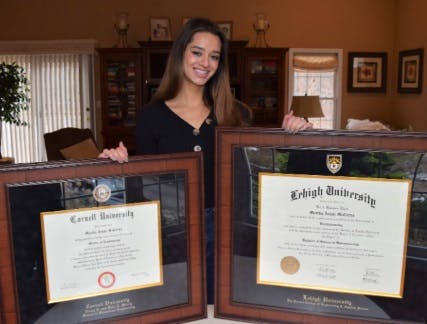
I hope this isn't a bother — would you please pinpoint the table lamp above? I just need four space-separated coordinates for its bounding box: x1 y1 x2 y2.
115 12 129 48
290 95 324 121
253 13 270 47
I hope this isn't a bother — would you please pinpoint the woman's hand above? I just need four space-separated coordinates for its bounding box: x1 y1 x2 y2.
98 141 129 163
281 110 313 133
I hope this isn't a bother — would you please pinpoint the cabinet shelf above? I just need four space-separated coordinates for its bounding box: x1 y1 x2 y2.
249 73 278 78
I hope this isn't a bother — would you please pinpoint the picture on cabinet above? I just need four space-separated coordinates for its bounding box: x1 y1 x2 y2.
182 17 191 25
149 17 172 41
216 21 233 40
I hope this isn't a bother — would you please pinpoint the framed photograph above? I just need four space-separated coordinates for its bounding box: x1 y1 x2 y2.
182 17 191 25
216 21 233 40
348 52 387 92
398 48 424 93
0 153 206 323
215 127 427 324
149 17 172 41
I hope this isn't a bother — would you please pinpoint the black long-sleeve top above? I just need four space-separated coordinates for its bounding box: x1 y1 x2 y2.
136 101 217 208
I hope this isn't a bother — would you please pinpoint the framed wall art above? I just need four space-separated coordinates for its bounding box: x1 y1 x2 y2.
0 153 206 323
216 21 233 40
149 17 172 41
215 126 427 324
398 48 424 93
348 52 387 93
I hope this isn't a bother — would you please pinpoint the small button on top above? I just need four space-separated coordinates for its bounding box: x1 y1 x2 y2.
205 118 212 125
193 128 200 136
193 145 202 152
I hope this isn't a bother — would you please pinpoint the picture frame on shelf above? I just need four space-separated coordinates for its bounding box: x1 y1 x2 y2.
182 17 191 25
250 60 263 74
216 21 233 40
149 17 172 41
398 48 424 94
348 52 387 93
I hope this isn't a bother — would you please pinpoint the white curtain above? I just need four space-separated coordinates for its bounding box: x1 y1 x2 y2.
0 40 95 163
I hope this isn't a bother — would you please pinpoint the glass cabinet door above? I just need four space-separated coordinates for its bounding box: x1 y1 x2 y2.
97 48 142 153
243 48 287 126
105 56 139 127
139 41 172 104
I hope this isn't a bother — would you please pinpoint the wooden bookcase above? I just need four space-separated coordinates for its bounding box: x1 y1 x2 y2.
97 48 142 154
97 43 287 153
242 47 287 126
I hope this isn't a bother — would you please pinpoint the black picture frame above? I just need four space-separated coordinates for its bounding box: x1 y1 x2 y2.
215 127 427 324
348 52 387 93
0 153 206 323
216 21 233 40
398 48 424 94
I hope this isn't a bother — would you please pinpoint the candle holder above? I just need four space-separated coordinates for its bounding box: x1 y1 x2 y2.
115 12 129 48
252 13 270 48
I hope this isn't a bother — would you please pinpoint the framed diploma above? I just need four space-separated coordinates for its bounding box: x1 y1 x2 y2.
41 202 164 303
215 127 427 324
0 153 206 323
258 174 411 298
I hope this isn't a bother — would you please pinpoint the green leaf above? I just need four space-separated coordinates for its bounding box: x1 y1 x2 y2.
0 62 30 126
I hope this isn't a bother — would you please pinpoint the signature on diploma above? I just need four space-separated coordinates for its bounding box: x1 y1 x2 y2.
362 268 380 284
315 264 337 280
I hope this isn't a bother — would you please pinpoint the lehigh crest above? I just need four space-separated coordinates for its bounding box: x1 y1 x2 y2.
326 154 342 174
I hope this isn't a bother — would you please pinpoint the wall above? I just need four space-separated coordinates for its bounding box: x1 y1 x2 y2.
1 0 420 135
393 0 427 130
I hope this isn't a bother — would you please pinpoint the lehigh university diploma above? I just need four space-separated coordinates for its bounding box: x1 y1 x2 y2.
257 173 411 298
41 202 163 303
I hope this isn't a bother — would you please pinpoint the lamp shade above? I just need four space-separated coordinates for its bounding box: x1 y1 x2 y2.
290 95 324 118
116 12 129 30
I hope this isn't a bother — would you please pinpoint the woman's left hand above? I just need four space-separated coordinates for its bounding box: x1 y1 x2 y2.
281 110 313 132
98 141 129 163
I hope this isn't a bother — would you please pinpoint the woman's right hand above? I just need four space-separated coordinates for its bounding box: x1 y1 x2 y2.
281 110 313 133
98 141 129 163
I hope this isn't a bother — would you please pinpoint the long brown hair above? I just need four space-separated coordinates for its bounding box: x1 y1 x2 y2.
151 18 241 126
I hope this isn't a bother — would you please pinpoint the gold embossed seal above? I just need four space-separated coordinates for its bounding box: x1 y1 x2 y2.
93 184 111 203
280 256 300 275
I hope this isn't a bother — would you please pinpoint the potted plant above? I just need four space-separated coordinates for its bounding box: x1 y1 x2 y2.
0 62 30 159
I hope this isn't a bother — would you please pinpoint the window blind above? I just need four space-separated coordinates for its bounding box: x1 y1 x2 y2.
0 41 95 163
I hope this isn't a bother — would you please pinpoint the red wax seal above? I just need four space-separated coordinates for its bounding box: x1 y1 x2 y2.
98 271 116 288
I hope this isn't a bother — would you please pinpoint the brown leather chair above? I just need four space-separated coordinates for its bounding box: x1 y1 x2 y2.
234 99 253 126
44 127 99 161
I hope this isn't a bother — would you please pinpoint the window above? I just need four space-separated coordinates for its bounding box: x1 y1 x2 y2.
240 146 427 256
0 40 95 163
288 49 343 129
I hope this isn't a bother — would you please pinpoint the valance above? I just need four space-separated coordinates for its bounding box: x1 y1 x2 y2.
293 53 338 71
0 39 97 55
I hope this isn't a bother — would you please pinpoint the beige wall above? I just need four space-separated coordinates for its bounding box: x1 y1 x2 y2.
0 0 424 132
393 0 427 130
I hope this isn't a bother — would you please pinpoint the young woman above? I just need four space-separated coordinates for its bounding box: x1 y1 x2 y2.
100 18 312 303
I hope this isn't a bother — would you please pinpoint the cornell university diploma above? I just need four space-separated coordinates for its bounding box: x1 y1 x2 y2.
41 202 163 303
257 173 411 298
